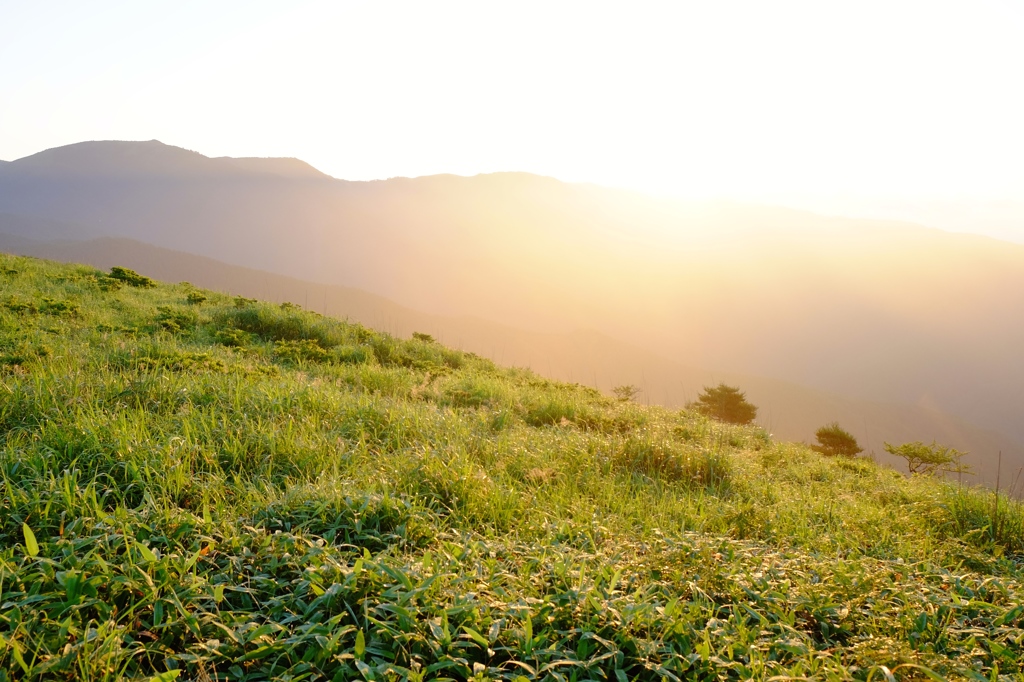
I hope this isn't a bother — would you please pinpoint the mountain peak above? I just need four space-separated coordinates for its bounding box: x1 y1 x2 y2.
10 140 330 179
12 139 212 176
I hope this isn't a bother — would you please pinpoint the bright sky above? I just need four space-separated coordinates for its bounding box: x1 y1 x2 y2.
2 1 1024 238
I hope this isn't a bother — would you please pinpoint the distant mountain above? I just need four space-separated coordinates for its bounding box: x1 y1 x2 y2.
3 232 1020 486
2 139 1024 464
7 140 330 179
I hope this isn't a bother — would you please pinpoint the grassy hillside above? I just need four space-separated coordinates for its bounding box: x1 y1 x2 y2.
4 232 1021 489
1 252 1022 681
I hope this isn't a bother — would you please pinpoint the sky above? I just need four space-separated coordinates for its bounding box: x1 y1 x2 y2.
2 1 1024 240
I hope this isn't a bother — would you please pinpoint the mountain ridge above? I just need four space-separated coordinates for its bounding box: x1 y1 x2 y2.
7 139 332 180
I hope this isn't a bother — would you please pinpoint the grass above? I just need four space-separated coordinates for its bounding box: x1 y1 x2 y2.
0 252 1022 681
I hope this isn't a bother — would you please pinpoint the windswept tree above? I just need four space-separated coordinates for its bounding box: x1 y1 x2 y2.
811 423 863 458
612 384 641 402
884 440 970 475
689 383 757 425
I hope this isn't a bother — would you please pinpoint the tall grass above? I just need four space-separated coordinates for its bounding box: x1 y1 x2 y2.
0 252 1022 680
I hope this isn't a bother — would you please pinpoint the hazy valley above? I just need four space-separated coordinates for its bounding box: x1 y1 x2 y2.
2 140 1023 486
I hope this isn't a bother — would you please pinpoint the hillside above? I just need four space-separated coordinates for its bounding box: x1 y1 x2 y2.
2 140 1024 469
1 252 1022 680
3 232 1021 487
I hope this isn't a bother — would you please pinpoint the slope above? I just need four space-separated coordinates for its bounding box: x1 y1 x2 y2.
3 233 1022 487
2 252 1023 680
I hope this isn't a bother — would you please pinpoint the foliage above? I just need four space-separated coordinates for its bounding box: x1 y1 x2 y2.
411 331 435 343
612 383 641 402
811 422 864 458
108 265 157 288
612 435 732 488
885 440 969 475
0 252 1022 681
689 383 758 425
212 327 252 347
274 338 331 363
156 305 199 333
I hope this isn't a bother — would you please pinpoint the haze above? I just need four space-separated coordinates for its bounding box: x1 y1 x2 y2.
3 1 1024 241
2 3 1024 486
3 140 1024 486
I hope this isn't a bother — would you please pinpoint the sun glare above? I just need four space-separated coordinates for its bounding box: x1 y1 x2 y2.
2 1 1023 209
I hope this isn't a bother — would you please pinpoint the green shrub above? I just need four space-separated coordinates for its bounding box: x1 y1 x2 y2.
2 297 37 314
39 297 79 316
96 275 123 291
186 291 208 305
213 327 253 347
216 303 349 348
120 347 226 373
811 423 863 458
156 306 198 333
369 335 463 373
108 266 156 288
274 339 330 363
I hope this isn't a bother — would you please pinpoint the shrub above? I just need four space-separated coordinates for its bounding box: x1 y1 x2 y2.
185 291 208 305
156 306 198 333
412 332 436 343
123 347 226 373
214 327 253 347
274 339 330 363
369 335 464 373
40 298 79 316
108 266 156 288
215 303 352 349
3 297 37 314
96 276 122 291
689 383 757 425
811 423 863 458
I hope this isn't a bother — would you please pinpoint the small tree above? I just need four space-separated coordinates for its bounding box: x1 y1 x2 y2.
811 423 863 458
612 384 641 402
884 440 969 476
689 384 757 425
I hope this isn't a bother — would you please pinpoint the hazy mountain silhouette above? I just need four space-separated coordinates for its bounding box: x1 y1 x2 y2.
2 232 1020 487
2 139 1023 476
6 140 329 179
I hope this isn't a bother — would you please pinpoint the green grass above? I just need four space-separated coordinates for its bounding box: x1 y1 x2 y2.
0 252 1022 681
